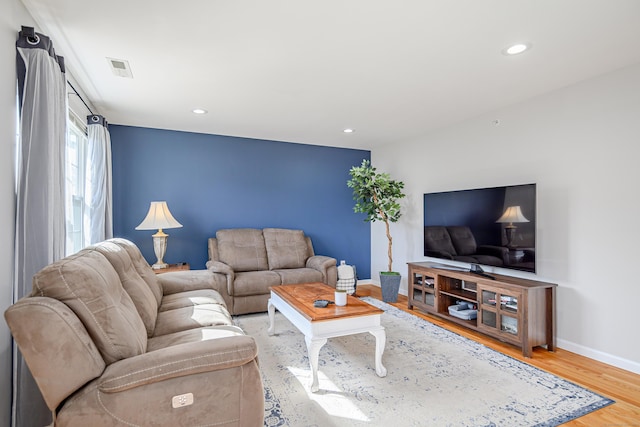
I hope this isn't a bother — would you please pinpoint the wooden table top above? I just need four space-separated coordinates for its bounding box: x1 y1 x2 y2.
153 263 190 274
270 283 383 322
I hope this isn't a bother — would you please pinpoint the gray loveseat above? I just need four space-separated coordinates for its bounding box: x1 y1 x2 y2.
5 238 264 426
207 228 338 315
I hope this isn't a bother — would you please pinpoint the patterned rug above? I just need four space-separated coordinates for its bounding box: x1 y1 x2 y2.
234 297 613 427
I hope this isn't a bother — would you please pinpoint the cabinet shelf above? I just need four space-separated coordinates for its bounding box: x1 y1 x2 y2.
440 289 477 302
408 262 557 358
442 313 477 327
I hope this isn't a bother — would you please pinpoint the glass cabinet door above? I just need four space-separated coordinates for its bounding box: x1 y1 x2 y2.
480 288 520 337
500 295 518 313
501 315 518 335
498 294 518 335
480 290 497 327
413 273 434 289
481 309 497 328
482 290 496 306
411 272 435 307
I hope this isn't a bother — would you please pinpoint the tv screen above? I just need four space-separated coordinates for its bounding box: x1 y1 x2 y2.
423 184 536 273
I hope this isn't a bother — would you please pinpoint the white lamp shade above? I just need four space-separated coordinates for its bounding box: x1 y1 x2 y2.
135 201 183 230
496 205 529 225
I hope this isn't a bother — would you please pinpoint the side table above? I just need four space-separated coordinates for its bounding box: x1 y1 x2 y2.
153 263 190 274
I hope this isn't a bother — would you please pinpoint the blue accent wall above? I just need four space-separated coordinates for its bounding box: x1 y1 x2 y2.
110 125 371 277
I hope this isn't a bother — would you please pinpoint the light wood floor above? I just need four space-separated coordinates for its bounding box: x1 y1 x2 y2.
359 285 640 426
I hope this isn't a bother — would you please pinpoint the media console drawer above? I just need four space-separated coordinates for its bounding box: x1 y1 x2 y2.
407 262 556 358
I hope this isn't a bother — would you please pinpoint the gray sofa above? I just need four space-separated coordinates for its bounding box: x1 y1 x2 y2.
207 228 338 315
4 238 264 426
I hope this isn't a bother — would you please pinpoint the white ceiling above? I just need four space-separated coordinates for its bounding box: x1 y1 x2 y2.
20 0 640 150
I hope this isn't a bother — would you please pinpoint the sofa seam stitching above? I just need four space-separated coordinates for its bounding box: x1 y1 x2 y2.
100 352 253 390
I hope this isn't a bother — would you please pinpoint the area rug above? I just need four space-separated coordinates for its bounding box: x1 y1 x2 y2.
234 297 613 427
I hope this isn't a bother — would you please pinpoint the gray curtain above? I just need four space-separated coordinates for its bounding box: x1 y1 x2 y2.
13 25 67 427
86 114 113 245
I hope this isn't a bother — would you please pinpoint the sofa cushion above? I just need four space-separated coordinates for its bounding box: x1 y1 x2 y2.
232 271 281 297
424 226 458 256
110 238 163 306
153 304 233 337
217 228 269 272
274 268 323 285
31 249 147 364
159 289 227 312
447 226 477 256
91 241 159 337
263 228 310 270
158 269 226 295
146 325 245 352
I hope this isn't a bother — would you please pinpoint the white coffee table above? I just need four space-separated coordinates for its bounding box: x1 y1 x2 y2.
267 283 387 392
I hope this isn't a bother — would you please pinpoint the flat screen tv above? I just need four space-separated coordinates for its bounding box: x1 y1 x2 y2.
424 184 536 274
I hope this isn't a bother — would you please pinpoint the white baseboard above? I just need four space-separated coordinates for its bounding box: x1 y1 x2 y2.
356 279 376 288
358 280 409 296
556 338 640 375
359 280 640 376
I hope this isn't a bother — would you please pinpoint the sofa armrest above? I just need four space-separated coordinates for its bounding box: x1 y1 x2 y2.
306 255 338 287
99 335 258 393
523 248 536 262
206 260 235 295
206 260 234 276
4 297 106 411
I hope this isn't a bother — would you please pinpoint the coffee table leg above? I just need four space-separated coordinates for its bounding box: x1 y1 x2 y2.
305 336 327 392
267 299 276 336
369 327 387 377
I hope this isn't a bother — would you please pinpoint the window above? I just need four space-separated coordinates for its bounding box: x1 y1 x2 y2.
65 111 88 255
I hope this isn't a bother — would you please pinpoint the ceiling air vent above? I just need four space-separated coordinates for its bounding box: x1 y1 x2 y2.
107 57 133 78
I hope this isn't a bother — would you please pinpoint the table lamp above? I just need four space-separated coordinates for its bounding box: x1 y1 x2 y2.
496 205 529 248
136 201 182 269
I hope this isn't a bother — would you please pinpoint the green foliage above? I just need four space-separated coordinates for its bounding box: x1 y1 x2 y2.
347 159 406 272
347 160 405 224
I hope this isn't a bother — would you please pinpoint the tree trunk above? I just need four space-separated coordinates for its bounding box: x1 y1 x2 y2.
385 218 393 272
372 191 393 272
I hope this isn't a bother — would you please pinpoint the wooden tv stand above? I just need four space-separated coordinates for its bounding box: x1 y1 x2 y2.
407 262 556 357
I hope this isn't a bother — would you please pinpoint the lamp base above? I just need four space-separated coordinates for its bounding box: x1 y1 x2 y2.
504 225 516 248
152 230 169 269
151 262 169 270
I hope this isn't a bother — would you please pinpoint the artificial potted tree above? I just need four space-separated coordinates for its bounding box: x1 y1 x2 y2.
347 159 406 302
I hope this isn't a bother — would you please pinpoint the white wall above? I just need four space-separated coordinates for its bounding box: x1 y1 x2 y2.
371 62 640 374
0 1 38 425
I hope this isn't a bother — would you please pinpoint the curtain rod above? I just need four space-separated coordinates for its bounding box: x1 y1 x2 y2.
67 80 94 115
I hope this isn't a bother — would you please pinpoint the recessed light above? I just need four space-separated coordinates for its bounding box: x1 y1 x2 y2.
343 128 355 133
502 43 531 56
192 108 208 114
